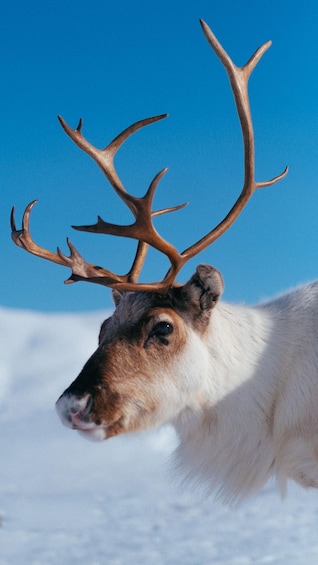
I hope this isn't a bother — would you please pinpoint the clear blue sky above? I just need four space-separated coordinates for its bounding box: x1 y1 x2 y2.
2 0 318 312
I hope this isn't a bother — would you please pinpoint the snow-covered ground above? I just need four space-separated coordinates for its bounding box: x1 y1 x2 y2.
1 306 318 565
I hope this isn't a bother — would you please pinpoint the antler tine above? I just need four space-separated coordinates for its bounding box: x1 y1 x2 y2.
11 201 66 265
127 241 149 284
58 113 167 217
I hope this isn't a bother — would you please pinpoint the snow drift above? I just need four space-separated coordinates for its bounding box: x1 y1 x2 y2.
0 306 318 564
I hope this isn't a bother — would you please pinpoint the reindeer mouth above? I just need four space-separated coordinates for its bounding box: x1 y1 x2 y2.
63 411 110 442
77 426 107 442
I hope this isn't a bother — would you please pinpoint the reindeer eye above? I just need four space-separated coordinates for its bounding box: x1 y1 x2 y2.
148 321 174 345
154 321 173 336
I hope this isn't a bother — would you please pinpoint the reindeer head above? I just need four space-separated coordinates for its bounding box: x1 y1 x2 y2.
55 265 224 440
11 20 287 440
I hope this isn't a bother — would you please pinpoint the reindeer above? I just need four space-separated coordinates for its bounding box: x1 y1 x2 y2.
11 20 318 503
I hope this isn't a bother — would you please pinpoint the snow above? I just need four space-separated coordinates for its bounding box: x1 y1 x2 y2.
1 306 318 564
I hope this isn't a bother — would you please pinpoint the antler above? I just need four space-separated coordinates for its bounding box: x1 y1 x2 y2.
179 20 288 263
11 20 288 294
11 116 187 291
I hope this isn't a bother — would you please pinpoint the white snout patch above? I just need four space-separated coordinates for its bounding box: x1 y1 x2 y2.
78 427 107 442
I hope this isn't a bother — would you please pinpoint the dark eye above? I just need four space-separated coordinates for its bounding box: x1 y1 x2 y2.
154 321 173 336
148 321 174 345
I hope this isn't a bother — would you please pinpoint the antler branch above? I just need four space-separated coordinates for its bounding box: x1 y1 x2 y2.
179 20 288 263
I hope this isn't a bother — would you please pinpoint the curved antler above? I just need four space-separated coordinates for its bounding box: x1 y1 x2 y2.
11 20 288 294
179 20 288 263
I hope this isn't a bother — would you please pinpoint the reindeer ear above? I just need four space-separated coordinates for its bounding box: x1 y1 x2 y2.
112 289 124 307
179 264 224 311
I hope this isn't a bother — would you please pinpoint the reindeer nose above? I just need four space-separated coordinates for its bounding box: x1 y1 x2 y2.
69 394 93 417
56 392 93 427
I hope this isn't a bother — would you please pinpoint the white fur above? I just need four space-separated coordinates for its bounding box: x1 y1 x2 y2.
56 279 318 503
170 282 318 503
